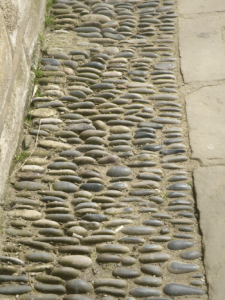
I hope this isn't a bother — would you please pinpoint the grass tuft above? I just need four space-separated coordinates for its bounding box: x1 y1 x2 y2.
45 0 55 28
14 151 28 161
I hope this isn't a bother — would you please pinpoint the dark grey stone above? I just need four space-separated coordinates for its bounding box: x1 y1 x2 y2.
0 266 17 275
149 196 164 204
83 62 105 70
38 228 64 237
160 149 186 155
141 264 163 276
143 219 164 227
0 275 28 282
42 58 61 66
168 176 188 182
0 285 32 294
141 145 163 152
25 252 54 263
129 190 156 196
60 114 85 120
107 120 135 127
34 284 66 294
118 237 145 244
48 162 77 171
58 246 91 254
82 214 109 222
95 287 126 297
128 162 156 168
67 123 95 133
180 251 201 260
80 183 104 192
168 240 194 250
59 176 82 183
129 287 161 297
46 214 75 223
96 244 129 253
168 261 199 274
167 192 187 198
35 274 63 284
53 181 79 193
96 254 121 263
163 284 205 296
121 256 136 266
80 170 102 178
0 256 24 265
70 91 87 98
63 60 78 70
66 279 92 294
178 226 194 232
70 50 89 58
112 267 141 278
134 132 156 139
74 27 100 33
18 240 53 251
107 166 132 177
166 183 191 191
115 52 134 58
191 280 203 286
59 150 82 157
178 212 195 218
167 205 194 212
51 267 80 280
121 226 156 235
94 278 127 288
139 244 163 253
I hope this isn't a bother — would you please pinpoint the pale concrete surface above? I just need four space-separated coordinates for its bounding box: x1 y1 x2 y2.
179 0 225 14
186 85 225 166
179 0 225 297
0 0 46 205
179 16 225 83
194 166 225 300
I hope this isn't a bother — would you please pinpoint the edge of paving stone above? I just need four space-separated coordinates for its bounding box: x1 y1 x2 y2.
177 4 216 299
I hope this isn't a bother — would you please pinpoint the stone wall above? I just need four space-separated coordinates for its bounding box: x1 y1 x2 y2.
0 0 46 203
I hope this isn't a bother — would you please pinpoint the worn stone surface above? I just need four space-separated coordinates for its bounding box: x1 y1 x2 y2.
179 16 225 83
194 166 225 300
179 0 225 14
186 85 225 166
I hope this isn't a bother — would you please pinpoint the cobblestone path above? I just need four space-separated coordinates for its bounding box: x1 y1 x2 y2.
0 0 208 299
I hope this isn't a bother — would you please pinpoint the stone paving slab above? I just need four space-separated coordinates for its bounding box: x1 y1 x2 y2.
194 166 225 300
186 85 225 166
179 16 225 83
178 0 225 14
